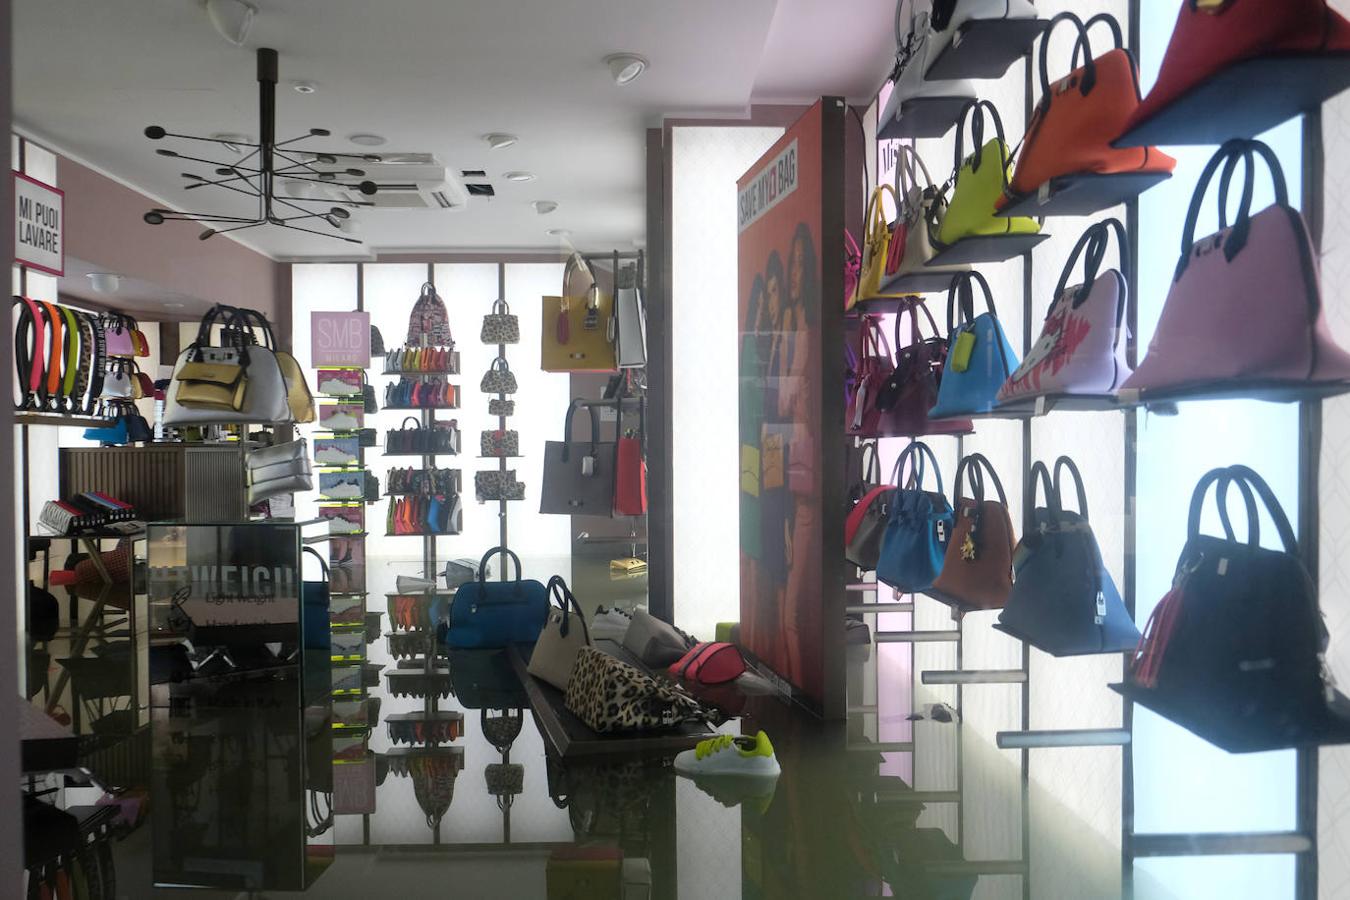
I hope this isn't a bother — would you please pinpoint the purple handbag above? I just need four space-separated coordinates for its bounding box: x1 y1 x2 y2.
1123 140 1350 399
999 219 1131 404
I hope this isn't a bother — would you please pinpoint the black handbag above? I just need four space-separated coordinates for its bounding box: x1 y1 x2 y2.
540 401 615 516
447 649 528 710
1116 465 1350 752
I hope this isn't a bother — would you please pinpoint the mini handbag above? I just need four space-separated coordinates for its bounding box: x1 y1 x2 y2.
613 398 647 516
998 218 1132 405
489 398 515 417
247 440 312 504
876 442 954 592
890 145 968 280
996 457 1139 656
564 646 709 734
936 101 1041 248
873 299 973 437
614 286 648 369
481 299 520 345
1003 12 1175 209
1117 465 1350 752
480 358 518 394
527 575 593 691
1122 140 1350 399
480 430 519 458
474 470 525 502
669 642 746 685
929 453 1016 612
928 272 1019 418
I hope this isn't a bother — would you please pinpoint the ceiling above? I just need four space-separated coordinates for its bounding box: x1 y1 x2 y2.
14 0 895 261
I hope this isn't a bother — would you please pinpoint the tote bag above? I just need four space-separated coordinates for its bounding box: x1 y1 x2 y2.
527 576 593 691
541 401 616 516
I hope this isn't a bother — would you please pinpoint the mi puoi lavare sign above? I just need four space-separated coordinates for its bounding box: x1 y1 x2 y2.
311 310 371 368
737 139 798 233
14 173 63 276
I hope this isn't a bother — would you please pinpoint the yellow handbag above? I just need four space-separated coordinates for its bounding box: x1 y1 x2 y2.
937 101 1041 247
541 295 617 372
761 432 785 490
276 350 316 423
851 184 904 307
175 359 246 410
740 444 761 497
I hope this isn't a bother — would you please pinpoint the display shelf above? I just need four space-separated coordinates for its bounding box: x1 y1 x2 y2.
987 393 1128 418
1114 54 1350 148
382 367 460 377
1117 379 1350 410
386 530 462 537
385 745 465 776
869 269 965 301
923 17 1048 81
878 95 973 141
383 404 460 412
383 451 459 458
476 455 522 460
15 412 113 427
384 668 453 700
385 710 464 744
997 171 1172 219
925 233 1049 266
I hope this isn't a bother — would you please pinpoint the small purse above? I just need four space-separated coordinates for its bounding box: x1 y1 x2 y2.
481 299 521 345
872 299 972 437
474 470 525 502
246 440 313 504
480 430 519 458
845 444 890 571
480 358 518 395
669 642 746 685
929 453 1016 613
527 575 593 691
489 398 515 417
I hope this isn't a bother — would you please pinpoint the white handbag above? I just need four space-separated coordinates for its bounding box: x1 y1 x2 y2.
528 576 593 690
894 145 968 278
164 305 295 426
879 5 977 133
928 0 1039 61
615 287 648 369
246 440 312 504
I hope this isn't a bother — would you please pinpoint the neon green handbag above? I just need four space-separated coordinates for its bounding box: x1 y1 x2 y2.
937 101 1040 247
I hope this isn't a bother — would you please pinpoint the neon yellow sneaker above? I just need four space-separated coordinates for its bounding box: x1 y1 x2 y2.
674 730 780 778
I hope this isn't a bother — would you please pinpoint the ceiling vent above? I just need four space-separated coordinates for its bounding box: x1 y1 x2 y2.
300 152 469 210
465 183 496 198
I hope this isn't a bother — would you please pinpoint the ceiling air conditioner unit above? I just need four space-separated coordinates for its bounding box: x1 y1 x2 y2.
298 152 469 210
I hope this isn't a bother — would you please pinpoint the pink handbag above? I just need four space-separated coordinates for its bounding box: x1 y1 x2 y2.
102 314 136 358
845 315 896 438
1123 140 1350 400
999 219 1131 404
843 229 862 310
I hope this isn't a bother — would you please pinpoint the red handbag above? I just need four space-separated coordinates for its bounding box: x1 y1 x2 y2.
1003 12 1175 206
614 401 647 516
845 316 896 438
669 642 746 685
872 300 973 438
1122 0 1350 135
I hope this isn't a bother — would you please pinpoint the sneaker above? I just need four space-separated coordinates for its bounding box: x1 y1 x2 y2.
325 479 363 499
315 447 357 466
325 412 360 432
686 773 778 814
673 731 780 778
318 376 359 397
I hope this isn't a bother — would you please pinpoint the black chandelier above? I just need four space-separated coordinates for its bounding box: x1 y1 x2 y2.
142 48 379 244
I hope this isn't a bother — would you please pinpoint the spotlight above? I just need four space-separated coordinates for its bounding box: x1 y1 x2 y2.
204 0 256 47
604 53 649 86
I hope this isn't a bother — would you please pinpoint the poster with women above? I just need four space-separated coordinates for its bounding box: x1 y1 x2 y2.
737 100 845 714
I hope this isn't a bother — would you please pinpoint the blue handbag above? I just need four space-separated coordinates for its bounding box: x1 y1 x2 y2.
876 442 954 593
444 547 548 649
996 457 1140 656
928 272 1019 418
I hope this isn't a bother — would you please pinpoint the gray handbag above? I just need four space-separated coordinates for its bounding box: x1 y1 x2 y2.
246 439 312 503
479 358 518 395
475 470 525 502
527 576 593 691
165 305 294 426
540 401 615 516
480 299 520 345
621 609 694 668
615 287 648 369
488 398 515 417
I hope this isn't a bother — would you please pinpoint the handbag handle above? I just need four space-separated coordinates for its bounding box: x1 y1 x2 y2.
894 143 935 201
233 307 278 350
1025 460 1058 534
562 400 602 462
545 575 590 643
1187 465 1296 554
477 546 523 583
945 271 997 334
890 440 943 495
953 100 1009 179
490 356 512 374
866 184 899 237
858 314 893 367
1051 456 1090 520
1038 12 1125 100
492 298 511 315
401 416 420 430
1053 218 1130 312
1176 139 1290 282
303 546 330 583
859 441 880 486
954 452 1008 509
894 297 941 348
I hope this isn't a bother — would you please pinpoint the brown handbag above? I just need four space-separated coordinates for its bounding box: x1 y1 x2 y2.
929 453 1015 613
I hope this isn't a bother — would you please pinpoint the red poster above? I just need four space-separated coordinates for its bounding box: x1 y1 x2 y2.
737 103 826 706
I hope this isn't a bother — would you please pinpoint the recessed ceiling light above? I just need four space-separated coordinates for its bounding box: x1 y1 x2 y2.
503 171 535 183
547 228 572 237
348 133 386 147
86 273 121 294
292 81 317 94
484 133 518 150
604 53 649 86
532 200 558 215
204 0 255 46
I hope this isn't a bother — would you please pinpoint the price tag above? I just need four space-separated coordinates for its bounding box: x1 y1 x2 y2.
1037 181 1052 205
1035 396 1048 417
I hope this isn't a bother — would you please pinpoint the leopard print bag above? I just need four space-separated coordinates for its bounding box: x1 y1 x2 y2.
563 646 709 734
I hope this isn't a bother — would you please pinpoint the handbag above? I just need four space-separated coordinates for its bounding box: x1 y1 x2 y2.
615 287 648 369
996 457 1139 656
1119 0 1350 142
164 304 294 425
845 443 890 571
878 4 978 133
890 145 969 280
481 299 520 345
102 313 137 358
444 547 548 649
999 218 1132 405
527 575 593 691
542 295 618 373
852 184 903 306
936 101 1041 247
874 299 973 436
447 650 528 709
231 308 315 424
1118 465 1350 753
480 358 518 394
876 442 953 591
474 470 525 502
928 272 1019 417
669 642 746 685
302 547 331 653
480 429 519 457
1002 12 1175 209
613 398 647 516
622 608 694 667
1122 140 1350 399
541 401 616 516
843 230 862 309
247 440 313 504
489 398 515 417
929 453 1015 612
845 315 896 438
407 281 454 347
564 646 709 734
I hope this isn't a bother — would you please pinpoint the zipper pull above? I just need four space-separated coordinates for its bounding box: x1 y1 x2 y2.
936 520 947 543
1095 590 1106 625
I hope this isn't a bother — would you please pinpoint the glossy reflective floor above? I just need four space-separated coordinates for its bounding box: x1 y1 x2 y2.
24 550 1268 899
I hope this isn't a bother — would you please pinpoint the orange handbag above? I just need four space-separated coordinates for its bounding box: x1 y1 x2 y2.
1002 12 1175 208
929 453 1016 612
